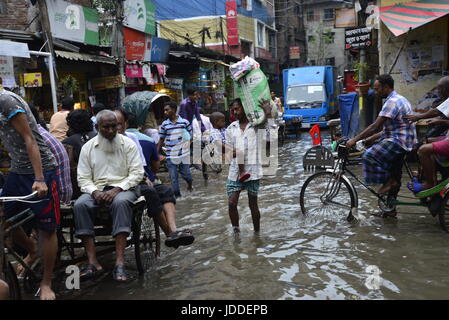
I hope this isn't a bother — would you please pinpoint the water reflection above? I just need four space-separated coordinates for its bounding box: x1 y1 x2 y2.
59 131 449 300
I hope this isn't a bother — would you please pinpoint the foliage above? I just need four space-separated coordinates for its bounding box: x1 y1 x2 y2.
353 61 369 83
60 75 79 98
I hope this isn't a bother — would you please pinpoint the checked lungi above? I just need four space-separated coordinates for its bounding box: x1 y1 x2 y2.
362 139 407 185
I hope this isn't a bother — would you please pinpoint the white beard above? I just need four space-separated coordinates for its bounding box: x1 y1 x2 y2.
97 134 121 153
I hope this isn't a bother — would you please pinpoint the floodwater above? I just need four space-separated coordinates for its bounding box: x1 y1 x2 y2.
59 131 449 300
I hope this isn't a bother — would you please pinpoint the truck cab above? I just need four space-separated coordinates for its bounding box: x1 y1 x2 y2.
282 66 336 129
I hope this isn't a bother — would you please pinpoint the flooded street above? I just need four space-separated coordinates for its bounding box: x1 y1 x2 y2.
62 131 449 300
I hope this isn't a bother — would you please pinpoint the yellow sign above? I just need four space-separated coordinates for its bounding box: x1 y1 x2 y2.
91 75 121 91
23 73 43 87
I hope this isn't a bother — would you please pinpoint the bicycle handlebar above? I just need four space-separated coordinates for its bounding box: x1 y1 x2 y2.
0 191 38 202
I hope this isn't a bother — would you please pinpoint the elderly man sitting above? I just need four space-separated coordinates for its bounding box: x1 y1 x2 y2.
74 110 144 282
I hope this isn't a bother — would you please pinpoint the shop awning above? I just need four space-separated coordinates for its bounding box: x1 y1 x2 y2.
55 50 116 65
198 57 230 67
380 0 449 37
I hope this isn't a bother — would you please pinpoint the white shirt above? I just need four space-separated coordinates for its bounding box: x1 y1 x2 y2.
192 114 212 140
436 97 449 137
225 119 277 182
77 134 145 195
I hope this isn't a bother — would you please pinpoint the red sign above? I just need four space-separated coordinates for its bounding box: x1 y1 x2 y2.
289 46 300 60
124 27 146 61
226 1 239 46
126 64 143 78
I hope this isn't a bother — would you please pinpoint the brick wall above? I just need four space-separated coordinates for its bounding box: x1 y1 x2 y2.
0 0 93 31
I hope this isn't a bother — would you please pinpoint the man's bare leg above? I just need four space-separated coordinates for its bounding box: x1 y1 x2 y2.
38 230 57 300
11 228 38 275
155 210 170 237
81 236 102 271
248 194 260 233
417 143 437 190
228 192 241 232
162 203 177 234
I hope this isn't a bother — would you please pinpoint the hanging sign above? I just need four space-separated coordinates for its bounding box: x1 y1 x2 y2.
226 1 239 46
345 27 372 50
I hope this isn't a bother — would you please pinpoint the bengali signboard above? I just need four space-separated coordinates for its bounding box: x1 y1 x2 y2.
165 78 183 90
91 75 121 91
0 56 16 88
124 27 147 61
0 40 30 58
226 1 239 46
289 46 300 60
345 27 372 50
124 0 156 35
46 0 99 45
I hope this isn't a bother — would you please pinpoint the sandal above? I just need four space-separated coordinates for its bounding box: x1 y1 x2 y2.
80 264 102 281
112 264 127 282
407 181 430 194
239 173 251 183
165 230 195 248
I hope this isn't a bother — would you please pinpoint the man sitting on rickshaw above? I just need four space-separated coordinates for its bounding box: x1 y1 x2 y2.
347 75 417 217
74 110 144 282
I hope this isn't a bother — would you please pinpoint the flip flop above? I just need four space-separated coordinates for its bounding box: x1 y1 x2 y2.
112 264 127 282
165 230 195 248
407 181 429 194
80 264 102 281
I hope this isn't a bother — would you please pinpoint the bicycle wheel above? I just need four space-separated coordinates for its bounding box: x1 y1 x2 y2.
300 171 357 221
5 261 21 300
133 209 159 274
438 192 449 233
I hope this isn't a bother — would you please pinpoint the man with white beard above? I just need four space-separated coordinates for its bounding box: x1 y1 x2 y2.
74 110 144 282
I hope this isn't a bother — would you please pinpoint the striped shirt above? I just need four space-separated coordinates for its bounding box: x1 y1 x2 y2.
379 91 417 152
159 116 192 159
37 125 73 204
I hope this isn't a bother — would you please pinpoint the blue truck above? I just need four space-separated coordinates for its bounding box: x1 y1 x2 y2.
282 66 336 129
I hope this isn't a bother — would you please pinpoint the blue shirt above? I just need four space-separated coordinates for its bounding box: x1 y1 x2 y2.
139 140 159 182
159 116 192 159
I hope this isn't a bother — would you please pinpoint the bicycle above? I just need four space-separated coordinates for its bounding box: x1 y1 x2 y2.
299 140 449 232
0 191 42 300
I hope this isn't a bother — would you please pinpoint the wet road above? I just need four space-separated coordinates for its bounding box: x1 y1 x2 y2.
61 131 449 300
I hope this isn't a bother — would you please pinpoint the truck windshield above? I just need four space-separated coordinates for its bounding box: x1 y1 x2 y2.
286 85 326 105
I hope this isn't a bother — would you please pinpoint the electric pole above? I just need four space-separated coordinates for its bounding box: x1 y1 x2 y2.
112 0 126 104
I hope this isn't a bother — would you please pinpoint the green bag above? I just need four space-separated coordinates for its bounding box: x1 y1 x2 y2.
234 68 271 126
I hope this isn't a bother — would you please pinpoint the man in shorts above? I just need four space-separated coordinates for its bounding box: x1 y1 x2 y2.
0 89 59 300
225 98 275 234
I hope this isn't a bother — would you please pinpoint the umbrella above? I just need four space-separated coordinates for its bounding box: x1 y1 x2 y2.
121 91 170 126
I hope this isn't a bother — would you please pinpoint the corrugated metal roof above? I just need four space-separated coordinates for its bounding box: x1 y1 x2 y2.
55 50 116 65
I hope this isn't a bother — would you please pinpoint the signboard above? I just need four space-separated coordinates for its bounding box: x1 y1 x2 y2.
0 56 16 88
124 0 156 35
148 37 171 63
47 0 99 45
0 40 30 58
226 1 239 46
23 73 43 87
126 64 143 78
91 75 121 91
165 78 183 90
335 8 357 28
345 27 372 50
124 27 146 61
289 46 300 60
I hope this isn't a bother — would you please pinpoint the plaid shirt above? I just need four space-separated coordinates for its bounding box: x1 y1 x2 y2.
379 91 417 152
38 125 72 203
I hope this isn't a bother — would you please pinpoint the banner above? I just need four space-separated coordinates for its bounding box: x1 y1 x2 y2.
124 0 156 35
226 1 239 46
23 73 43 87
289 46 300 60
148 37 171 63
46 0 99 45
0 56 16 88
126 64 143 78
124 27 147 61
91 75 121 91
